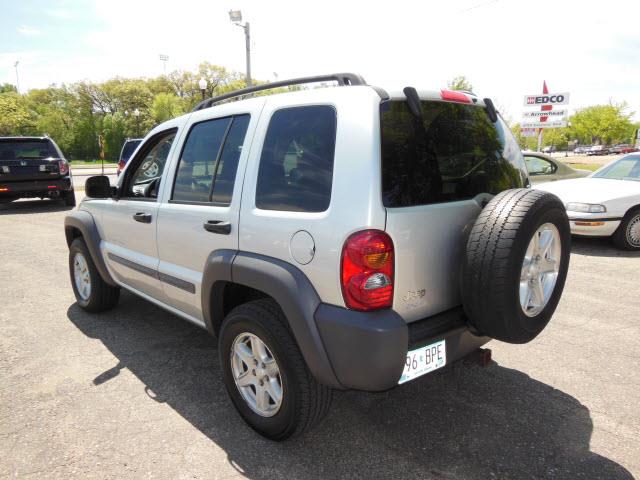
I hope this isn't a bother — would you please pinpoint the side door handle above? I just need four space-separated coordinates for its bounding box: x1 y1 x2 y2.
203 220 231 235
133 212 152 223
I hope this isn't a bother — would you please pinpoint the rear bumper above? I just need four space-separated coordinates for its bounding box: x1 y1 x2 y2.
314 304 489 391
0 177 72 197
568 216 621 237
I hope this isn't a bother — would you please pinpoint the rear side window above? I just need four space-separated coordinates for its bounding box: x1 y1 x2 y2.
172 114 250 205
256 106 336 212
381 100 526 208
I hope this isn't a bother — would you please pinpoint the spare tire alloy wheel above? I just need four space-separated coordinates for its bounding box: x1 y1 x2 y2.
462 189 571 344
520 223 561 317
231 332 283 417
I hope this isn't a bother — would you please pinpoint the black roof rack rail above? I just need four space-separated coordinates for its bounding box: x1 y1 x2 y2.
192 72 367 112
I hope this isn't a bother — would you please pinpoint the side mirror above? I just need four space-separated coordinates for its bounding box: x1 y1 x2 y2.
85 175 113 198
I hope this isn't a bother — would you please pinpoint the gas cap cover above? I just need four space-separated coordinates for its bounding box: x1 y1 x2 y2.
290 230 315 265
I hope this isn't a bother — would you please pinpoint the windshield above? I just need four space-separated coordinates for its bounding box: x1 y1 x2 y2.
592 156 640 181
120 139 142 162
380 100 527 207
0 139 58 160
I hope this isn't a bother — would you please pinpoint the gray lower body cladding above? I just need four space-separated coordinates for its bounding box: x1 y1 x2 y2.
315 304 490 391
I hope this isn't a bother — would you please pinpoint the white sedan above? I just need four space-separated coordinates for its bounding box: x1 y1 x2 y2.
535 154 640 250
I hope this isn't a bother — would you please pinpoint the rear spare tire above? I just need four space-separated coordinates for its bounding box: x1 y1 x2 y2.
462 189 570 344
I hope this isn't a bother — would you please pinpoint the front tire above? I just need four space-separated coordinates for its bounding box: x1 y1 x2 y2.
612 207 640 250
69 238 120 312
219 299 332 440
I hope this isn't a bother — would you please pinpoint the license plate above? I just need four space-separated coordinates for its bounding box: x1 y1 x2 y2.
398 339 446 384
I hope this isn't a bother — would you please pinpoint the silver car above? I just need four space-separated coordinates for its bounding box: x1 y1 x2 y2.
64 74 570 440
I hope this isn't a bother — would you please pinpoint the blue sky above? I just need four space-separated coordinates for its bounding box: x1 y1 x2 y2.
1 0 639 122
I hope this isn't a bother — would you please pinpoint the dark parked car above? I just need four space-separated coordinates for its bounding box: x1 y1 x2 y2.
0 136 75 206
117 138 142 175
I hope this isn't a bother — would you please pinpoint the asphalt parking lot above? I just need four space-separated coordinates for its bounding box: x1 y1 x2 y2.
1 193 638 479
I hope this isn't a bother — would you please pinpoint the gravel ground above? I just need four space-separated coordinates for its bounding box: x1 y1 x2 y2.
0 194 638 479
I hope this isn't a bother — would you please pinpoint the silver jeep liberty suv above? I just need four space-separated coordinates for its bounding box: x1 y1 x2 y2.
65 73 570 440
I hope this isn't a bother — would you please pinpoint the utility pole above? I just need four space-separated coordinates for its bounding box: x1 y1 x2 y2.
159 54 169 75
14 61 20 93
229 10 252 87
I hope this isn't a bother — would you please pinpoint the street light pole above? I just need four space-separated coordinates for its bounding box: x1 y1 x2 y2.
244 22 251 87
198 77 208 100
133 108 140 137
14 61 20 93
229 10 252 87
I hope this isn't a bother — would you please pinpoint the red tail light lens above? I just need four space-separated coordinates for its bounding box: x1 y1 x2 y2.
440 89 472 104
117 160 125 175
58 160 69 175
341 230 394 311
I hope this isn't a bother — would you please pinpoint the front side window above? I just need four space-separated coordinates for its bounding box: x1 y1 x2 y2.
381 100 527 208
172 115 250 205
126 130 176 199
525 155 556 175
256 106 336 212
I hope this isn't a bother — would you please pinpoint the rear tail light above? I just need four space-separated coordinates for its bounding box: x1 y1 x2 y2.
58 160 69 175
0 187 9 192
440 89 472 104
117 160 126 175
341 230 394 311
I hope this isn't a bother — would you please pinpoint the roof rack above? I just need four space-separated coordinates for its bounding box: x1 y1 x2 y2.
192 72 367 112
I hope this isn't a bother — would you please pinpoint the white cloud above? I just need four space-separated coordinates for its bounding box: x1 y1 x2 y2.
17 25 41 36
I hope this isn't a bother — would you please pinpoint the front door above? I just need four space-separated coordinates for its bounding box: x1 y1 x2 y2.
101 129 178 300
156 111 255 321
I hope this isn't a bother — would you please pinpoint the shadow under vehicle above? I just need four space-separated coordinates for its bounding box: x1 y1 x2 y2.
67 294 632 479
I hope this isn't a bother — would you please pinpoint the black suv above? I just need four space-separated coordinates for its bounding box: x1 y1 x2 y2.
0 136 75 206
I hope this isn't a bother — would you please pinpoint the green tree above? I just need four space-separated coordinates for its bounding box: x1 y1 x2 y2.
151 93 184 123
447 75 474 92
102 113 127 160
0 93 34 135
0 83 18 94
569 104 635 145
542 127 570 150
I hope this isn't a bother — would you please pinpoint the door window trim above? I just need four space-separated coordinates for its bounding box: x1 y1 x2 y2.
168 114 249 207
119 127 179 202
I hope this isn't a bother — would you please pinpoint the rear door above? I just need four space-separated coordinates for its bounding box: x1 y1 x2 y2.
100 129 179 300
381 98 528 322
156 105 258 322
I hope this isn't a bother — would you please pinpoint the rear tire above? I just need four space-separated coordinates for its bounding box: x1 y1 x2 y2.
69 238 119 312
63 189 77 207
219 299 332 440
462 189 571 344
612 207 640 250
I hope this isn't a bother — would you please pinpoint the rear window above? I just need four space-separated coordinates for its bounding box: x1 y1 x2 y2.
381 100 527 208
120 140 142 162
256 105 336 212
0 139 58 160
